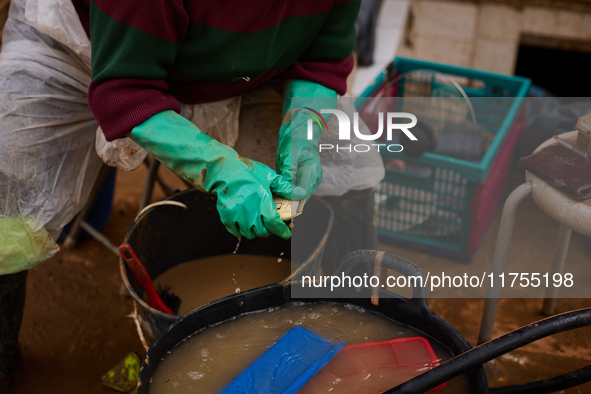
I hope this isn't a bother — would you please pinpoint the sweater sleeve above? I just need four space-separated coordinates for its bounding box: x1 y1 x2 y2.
282 0 361 95
87 0 189 141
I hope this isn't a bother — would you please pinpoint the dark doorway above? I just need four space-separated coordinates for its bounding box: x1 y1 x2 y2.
515 38 591 98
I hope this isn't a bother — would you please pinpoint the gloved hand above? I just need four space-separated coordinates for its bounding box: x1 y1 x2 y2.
131 111 292 240
277 80 338 201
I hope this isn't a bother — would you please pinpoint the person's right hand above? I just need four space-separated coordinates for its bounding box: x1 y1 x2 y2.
131 110 292 240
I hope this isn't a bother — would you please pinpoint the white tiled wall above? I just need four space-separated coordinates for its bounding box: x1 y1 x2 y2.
416 37 474 67
350 0 591 95
472 39 519 75
522 7 583 39
412 0 478 41
473 3 521 75
396 0 479 68
477 4 521 42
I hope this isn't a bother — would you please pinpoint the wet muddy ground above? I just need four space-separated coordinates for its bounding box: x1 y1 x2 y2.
8 167 591 393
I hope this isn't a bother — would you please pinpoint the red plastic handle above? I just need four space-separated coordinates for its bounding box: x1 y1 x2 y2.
119 243 174 315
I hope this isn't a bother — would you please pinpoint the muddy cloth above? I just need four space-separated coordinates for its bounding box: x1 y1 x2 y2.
0 271 27 390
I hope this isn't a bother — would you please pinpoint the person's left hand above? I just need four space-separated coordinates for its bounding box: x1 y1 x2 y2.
276 80 337 201
276 113 323 201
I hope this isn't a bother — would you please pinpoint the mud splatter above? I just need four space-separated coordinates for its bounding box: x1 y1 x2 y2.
237 155 254 170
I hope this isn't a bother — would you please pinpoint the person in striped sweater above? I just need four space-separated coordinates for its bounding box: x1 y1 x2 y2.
81 0 361 240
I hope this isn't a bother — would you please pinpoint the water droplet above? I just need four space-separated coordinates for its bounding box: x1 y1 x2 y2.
187 371 205 380
233 237 242 255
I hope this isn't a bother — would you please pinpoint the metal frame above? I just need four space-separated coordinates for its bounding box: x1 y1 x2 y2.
63 156 179 256
478 181 575 344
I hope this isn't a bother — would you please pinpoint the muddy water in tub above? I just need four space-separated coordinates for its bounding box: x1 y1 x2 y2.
153 255 291 315
149 303 471 393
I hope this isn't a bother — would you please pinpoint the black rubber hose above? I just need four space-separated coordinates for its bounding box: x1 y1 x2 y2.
489 365 591 394
384 308 591 394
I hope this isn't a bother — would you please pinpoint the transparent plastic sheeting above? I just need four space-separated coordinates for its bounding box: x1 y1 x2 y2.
0 0 102 275
291 96 591 298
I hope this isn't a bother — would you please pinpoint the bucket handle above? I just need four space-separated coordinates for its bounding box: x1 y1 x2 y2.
335 250 428 307
130 302 150 353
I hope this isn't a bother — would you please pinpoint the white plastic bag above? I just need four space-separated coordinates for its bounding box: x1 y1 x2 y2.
315 96 385 196
95 129 148 172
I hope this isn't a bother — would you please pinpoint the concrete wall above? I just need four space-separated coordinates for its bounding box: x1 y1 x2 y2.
398 1 591 75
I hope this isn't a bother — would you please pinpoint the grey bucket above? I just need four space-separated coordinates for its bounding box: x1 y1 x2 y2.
120 189 334 346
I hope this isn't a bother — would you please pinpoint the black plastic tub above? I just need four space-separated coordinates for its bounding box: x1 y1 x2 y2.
137 251 488 393
120 189 333 344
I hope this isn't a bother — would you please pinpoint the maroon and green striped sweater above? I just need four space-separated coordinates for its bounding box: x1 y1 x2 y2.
71 0 360 141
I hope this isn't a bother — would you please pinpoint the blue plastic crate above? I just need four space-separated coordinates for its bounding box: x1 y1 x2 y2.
355 57 531 259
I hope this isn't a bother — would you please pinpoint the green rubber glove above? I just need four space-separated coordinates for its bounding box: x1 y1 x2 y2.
277 80 338 201
131 111 292 240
